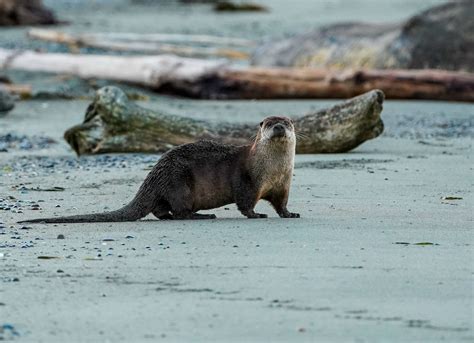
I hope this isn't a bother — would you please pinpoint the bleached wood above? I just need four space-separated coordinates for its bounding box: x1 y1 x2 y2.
0 48 472 101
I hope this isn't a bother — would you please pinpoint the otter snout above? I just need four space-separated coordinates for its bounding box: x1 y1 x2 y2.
272 124 286 137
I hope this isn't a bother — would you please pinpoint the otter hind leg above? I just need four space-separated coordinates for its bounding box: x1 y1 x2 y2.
152 200 173 220
192 213 217 220
166 183 200 220
156 213 174 220
172 212 216 220
165 180 217 220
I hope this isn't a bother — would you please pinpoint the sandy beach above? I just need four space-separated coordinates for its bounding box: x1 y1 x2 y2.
1 97 472 342
0 0 473 341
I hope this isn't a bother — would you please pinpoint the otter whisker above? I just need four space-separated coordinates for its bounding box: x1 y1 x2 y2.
296 132 310 140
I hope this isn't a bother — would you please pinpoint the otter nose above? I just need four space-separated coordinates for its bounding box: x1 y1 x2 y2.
273 124 285 136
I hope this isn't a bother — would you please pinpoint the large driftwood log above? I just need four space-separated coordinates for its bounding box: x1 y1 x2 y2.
64 86 384 155
27 29 250 60
28 29 255 47
1 49 472 101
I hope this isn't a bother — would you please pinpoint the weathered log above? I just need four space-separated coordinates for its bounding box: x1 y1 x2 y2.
197 68 474 101
28 29 255 47
27 29 250 60
0 49 472 102
64 86 384 155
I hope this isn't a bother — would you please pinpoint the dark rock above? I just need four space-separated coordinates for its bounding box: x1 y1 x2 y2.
214 1 267 12
0 0 58 26
0 90 14 113
252 1 474 72
388 1 473 71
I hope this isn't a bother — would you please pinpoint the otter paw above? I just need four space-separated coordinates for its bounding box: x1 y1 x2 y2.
280 212 300 218
246 213 268 219
158 213 174 220
192 213 217 220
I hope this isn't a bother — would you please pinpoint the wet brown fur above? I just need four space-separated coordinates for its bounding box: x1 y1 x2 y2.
19 116 299 223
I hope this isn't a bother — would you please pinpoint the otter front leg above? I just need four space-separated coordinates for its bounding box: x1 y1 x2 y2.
235 176 267 219
266 191 300 218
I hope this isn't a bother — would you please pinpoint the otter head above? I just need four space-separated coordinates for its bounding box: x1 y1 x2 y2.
258 116 296 145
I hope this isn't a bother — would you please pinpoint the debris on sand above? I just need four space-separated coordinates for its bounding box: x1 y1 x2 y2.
441 196 463 201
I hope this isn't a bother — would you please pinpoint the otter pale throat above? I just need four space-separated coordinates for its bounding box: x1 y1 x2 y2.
19 116 300 223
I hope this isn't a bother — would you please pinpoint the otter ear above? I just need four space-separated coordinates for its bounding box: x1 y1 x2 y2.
259 121 264 127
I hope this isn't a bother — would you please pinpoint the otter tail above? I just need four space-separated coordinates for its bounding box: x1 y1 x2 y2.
17 201 147 223
18 180 156 224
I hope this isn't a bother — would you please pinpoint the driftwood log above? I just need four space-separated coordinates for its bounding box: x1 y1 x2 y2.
0 49 472 102
28 29 255 47
64 86 384 155
27 29 250 60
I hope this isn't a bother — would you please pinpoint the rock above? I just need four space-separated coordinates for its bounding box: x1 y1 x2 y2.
214 1 267 12
0 0 58 26
0 90 14 113
252 1 474 72
388 1 473 71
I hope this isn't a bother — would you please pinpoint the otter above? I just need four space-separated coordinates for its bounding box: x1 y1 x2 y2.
19 116 299 223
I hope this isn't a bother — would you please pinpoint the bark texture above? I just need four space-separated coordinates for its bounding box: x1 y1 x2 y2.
64 86 385 155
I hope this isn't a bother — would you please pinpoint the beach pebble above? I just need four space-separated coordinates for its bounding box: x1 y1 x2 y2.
0 90 15 113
